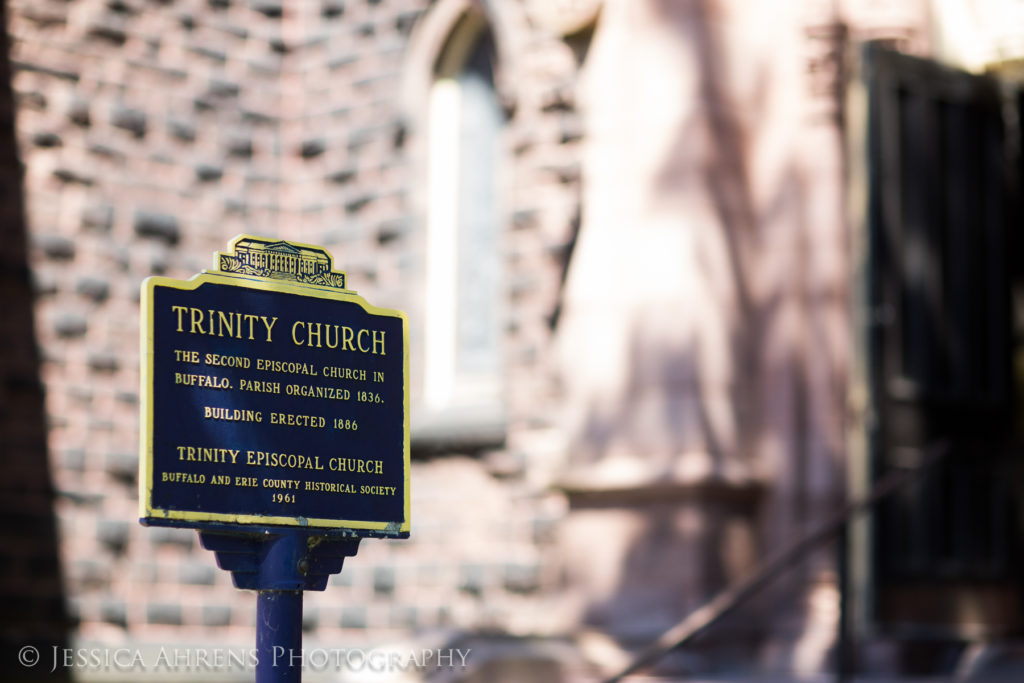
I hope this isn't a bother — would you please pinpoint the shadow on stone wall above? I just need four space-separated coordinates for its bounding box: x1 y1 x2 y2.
0 1 70 678
572 0 844 675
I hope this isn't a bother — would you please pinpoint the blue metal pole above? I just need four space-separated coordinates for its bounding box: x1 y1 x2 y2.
256 589 303 683
199 531 359 683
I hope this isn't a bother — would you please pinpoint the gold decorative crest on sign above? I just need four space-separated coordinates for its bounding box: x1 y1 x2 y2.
215 235 348 290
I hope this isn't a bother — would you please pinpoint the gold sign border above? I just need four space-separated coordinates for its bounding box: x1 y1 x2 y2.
139 235 411 535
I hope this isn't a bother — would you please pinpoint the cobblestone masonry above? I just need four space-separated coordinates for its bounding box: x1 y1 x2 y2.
5 0 583 655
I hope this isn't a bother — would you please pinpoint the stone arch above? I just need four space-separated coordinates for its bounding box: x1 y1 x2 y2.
398 0 521 128
399 0 520 443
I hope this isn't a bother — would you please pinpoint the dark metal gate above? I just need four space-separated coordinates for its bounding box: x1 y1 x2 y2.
863 44 1024 636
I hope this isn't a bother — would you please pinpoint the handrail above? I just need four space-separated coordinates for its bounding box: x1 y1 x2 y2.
602 442 950 683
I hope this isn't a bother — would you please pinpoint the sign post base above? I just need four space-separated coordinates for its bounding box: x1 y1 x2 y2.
199 531 360 591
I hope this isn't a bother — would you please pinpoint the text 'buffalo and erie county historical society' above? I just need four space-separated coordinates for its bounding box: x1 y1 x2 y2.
141 272 409 536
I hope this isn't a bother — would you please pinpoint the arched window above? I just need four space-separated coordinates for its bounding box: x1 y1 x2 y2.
418 14 506 445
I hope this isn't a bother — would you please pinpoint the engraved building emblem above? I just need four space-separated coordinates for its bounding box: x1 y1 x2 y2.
215 236 348 290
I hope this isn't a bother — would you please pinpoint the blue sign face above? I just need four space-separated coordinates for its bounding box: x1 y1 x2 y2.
140 243 409 538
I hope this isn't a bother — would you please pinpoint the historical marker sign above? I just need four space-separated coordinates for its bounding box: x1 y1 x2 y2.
139 236 410 537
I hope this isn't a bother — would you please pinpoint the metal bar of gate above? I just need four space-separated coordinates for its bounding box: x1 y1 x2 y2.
602 442 950 683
